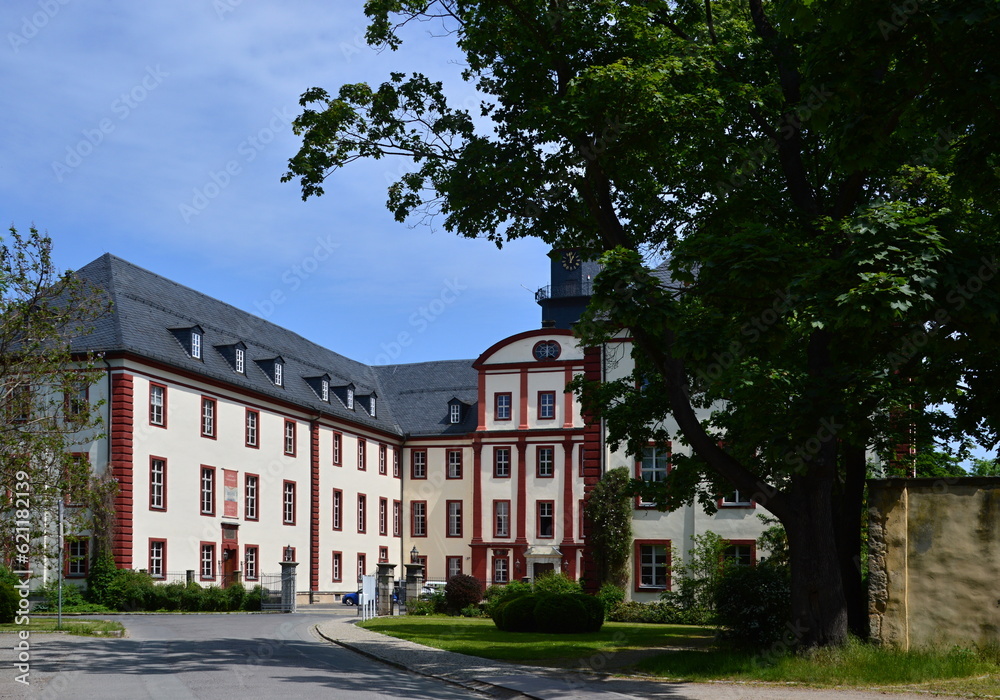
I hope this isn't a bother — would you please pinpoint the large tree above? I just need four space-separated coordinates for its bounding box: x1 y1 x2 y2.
284 1 1000 646
0 227 110 570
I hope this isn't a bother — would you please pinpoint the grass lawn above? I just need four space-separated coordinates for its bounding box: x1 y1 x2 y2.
358 616 713 665
0 618 125 636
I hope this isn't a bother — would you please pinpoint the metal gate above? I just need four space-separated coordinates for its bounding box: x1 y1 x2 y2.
257 573 285 611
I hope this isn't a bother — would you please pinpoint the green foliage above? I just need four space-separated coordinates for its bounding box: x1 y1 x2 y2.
608 600 714 626
0 564 20 587
0 583 18 623
483 581 531 617
85 552 118 607
532 571 582 596
243 585 263 612
226 582 246 611
757 516 790 569
35 580 85 610
444 574 483 613
460 604 488 618
714 563 792 648
200 586 229 612
661 532 729 619
105 569 154 611
971 459 1000 476
405 598 437 616
180 582 203 612
497 594 537 632
596 583 626 615
583 467 633 586
494 592 604 633
147 581 185 611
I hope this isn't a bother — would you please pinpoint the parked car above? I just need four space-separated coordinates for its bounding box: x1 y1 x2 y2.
341 590 361 605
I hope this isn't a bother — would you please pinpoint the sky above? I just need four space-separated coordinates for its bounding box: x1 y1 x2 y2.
1 0 552 367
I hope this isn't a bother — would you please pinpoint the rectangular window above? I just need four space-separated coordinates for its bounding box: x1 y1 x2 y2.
447 556 462 580
411 501 427 537
493 556 509 584
191 332 201 358
379 497 388 536
357 493 367 533
149 383 165 427
245 474 259 520
235 347 245 373
332 489 342 530
65 383 88 420
321 379 329 401
536 446 555 478
494 500 510 538
379 547 389 563
66 538 88 577
274 362 283 386
357 553 366 582
537 501 554 539
578 444 586 477
447 450 463 479
148 539 166 579
719 490 755 508
411 450 427 479
332 432 342 465
494 447 511 478
244 545 258 580
283 481 296 525
332 551 342 582
379 444 387 475
723 540 756 567
393 500 401 537
283 420 296 456
538 391 556 420
447 500 463 538
245 409 259 448
638 444 670 506
635 541 670 591
149 457 166 511
495 392 512 421
393 449 400 478
201 397 216 438
200 466 215 516
201 543 216 580
358 438 366 470
449 403 461 424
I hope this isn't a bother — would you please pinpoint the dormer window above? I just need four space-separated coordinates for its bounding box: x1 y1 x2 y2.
369 395 376 418
235 348 245 373
170 325 204 360
321 379 329 401
346 388 354 410
274 361 283 387
191 331 202 359
255 356 286 387
215 341 248 374
331 383 356 410
450 404 461 424
305 374 332 402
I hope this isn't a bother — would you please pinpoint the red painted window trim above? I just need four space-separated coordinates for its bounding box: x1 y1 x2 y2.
148 538 167 579
64 537 88 578
379 443 387 475
64 383 89 420
411 500 427 537
243 544 259 581
332 432 342 465
446 500 463 538
284 419 297 456
332 551 342 582
149 456 167 511
282 480 296 525
446 556 462 578
578 444 586 477
493 499 511 539
357 553 367 582
493 446 511 479
332 489 343 531
200 396 217 439
200 465 216 516
536 445 555 479
446 449 463 479
413 555 427 579
379 546 389 563
492 555 510 584
392 499 402 537
200 541 216 581
536 500 555 539
378 497 388 536
245 408 260 449
634 539 671 592
392 448 400 478
411 449 427 479
358 438 366 471
494 392 512 421
357 493 367 533
537 390 556 420
722 539 758 566
635 441 671 509
244 473 259 521
149 382 167 428
579 498 586 540
717 492 757 509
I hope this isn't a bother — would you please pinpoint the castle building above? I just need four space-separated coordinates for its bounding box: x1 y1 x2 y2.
59 251 764 601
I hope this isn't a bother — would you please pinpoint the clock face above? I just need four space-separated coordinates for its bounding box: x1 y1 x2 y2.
532 340 561 361
561 250 582 271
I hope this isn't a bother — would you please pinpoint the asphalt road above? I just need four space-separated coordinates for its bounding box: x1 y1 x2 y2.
0 610 485 700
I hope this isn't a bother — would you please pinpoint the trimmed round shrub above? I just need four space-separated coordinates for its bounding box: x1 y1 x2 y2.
533 594 604 633
714 563 791 647
444 574 482 613
533 572 582 596
0 583 19 623
499 594 538 632
484 581 531 617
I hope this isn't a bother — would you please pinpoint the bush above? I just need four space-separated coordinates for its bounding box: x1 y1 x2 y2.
180 581 203 611
148 582 185 611
534 593 604 633
85 552 118 607
460 603 489 618
226 583 246 611
36 580 85 610
596 583 626 615
606 600 714 625
243 585 263 612
533 571 582 596
0 564 21 587
444 574 483 613
406 598 437 616
483 581 531 617
714 563 791 647
429 590 448 613
0 583 19 623
201 585 228 612
499 594 538 632
105 569 154 611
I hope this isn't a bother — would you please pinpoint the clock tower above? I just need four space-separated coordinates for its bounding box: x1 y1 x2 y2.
535 248 601 330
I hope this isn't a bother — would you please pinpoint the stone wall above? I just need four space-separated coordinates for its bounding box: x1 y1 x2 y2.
868 477 1000 650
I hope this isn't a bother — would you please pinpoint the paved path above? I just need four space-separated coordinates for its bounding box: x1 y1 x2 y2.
316 613 980 700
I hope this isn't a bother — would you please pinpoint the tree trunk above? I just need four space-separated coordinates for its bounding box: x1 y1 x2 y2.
784 476 850 648
835 444 868 639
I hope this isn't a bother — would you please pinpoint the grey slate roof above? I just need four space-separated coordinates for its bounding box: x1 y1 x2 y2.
71 253 427 435
373 360 478 437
